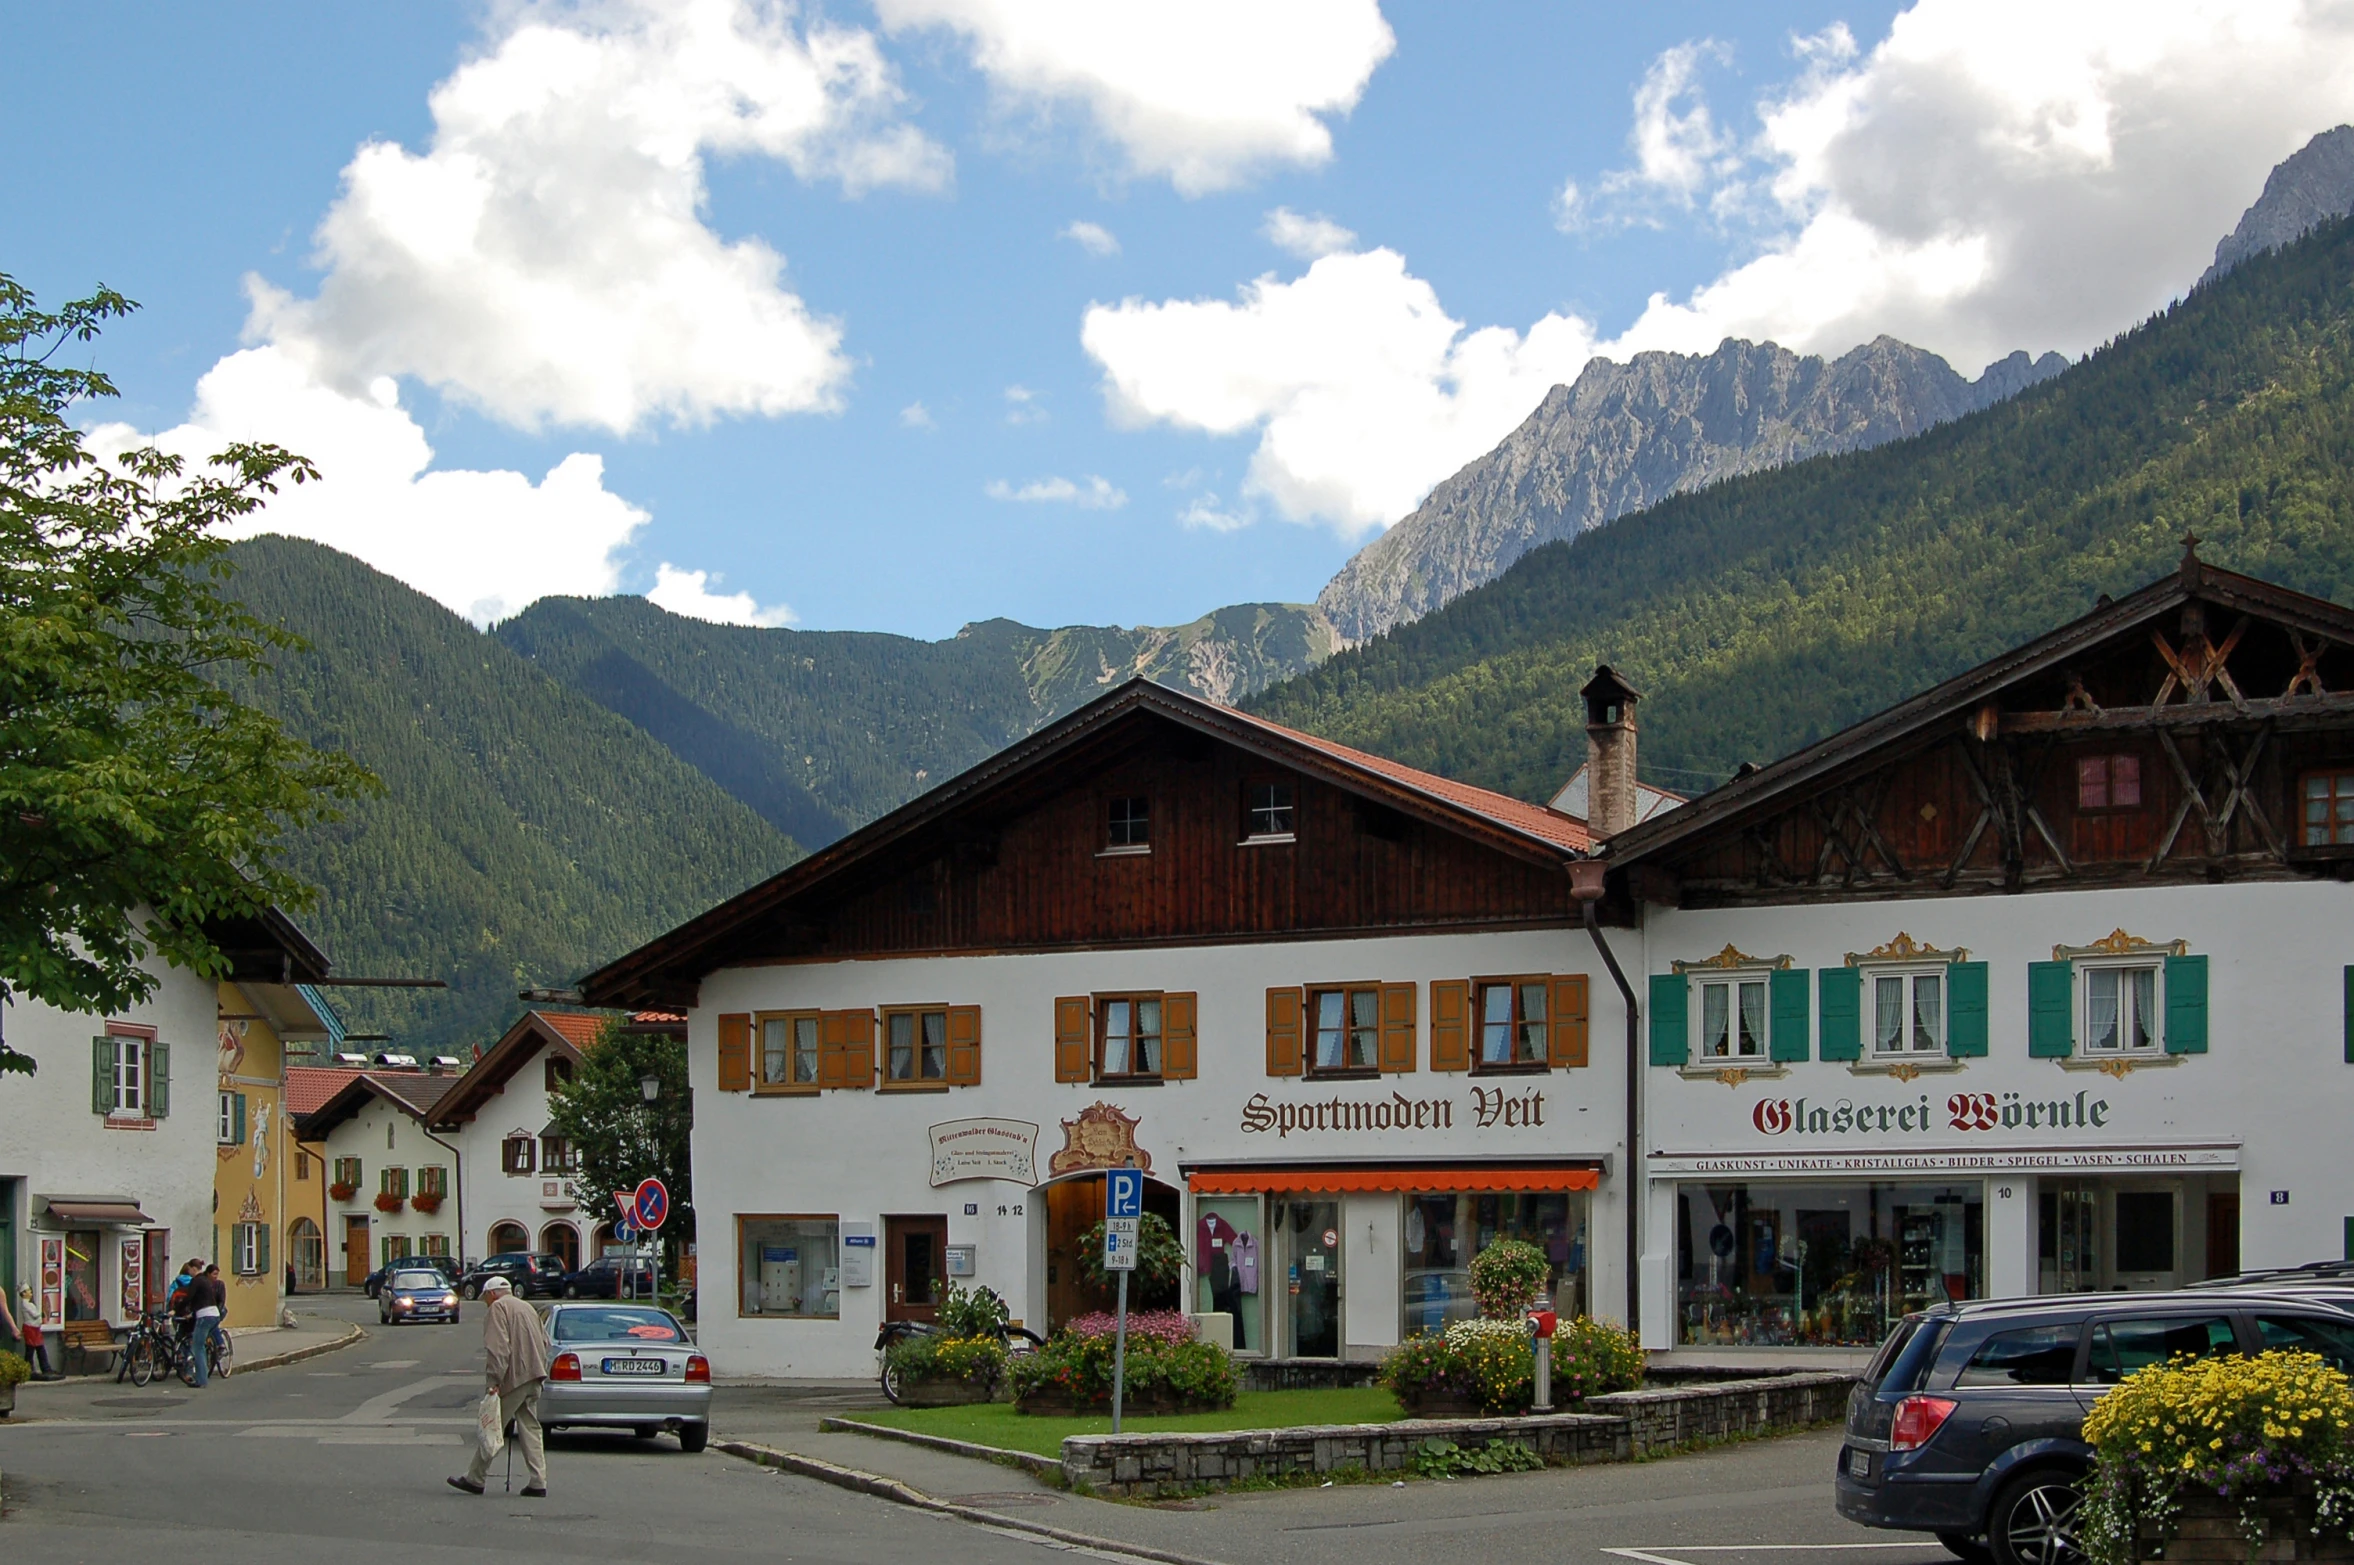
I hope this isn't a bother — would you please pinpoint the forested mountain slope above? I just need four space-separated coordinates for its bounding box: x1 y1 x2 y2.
493 595 1333 846
1251 217 2354 805
220 537 798 1052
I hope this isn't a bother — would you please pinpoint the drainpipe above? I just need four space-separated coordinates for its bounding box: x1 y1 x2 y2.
422 1120 465 1271
1570 859 1641 1337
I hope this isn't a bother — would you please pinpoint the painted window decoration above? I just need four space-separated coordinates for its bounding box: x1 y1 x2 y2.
1700 976 1767 1061
739 1215 841 1319
1479 979 1550 1067
1246 780 1296 839
1106 794 1150 850
885 1008 950 1084
1873 971 1946 1056
2086 966 2160 1053
760 1012 821 1089
1653 948 1804 1070
2030 931 2206 1061
502 1135 535 1174
2077 753 2143 810
1310 986 1381 1074
2303 768 2354 847
1099 995 1163 1079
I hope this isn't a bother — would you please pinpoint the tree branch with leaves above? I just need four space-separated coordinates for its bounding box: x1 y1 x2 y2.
546 1016 693 1250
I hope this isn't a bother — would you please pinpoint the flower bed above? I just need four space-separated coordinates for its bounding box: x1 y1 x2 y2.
1009 1309 1235 1415
2082 1349 2354 1564
1377 1315 1644 1418
883 1333 1007 1404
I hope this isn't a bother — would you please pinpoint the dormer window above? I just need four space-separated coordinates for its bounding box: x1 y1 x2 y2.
1246 780 1295 841
1106 795 1150 852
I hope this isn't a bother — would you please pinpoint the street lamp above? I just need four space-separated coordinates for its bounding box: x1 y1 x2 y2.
639 1071 660 1103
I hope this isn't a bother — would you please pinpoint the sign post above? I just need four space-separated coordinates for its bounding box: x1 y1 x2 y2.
1104 1167 1142 1434
633 1177 670 1305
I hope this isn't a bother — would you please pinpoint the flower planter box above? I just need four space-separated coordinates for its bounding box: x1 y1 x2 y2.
410 1195 443 1214
892 1378 998 1408
2140 1494 2354 1563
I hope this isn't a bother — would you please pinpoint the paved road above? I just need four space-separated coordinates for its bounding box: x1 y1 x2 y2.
0 1294 1113 1565
3 1294 1956 1565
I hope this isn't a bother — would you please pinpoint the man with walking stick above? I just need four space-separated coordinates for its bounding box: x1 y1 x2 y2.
447 1275 550 1497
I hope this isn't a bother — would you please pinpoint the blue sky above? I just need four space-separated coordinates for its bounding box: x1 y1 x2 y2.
5 2 2345 638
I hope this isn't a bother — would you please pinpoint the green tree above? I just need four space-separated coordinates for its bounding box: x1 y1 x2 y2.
546 1016 693 1248
0 276 372 1075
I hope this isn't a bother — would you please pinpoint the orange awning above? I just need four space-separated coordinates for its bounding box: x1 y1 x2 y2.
1186 1167 1599 1195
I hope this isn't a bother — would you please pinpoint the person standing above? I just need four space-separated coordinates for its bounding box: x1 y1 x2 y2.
16 1286 55 1381
448 1275 549 1497
188 1263 226 1387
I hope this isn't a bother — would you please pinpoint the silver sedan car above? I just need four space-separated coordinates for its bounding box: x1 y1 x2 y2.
537 1302 710 1452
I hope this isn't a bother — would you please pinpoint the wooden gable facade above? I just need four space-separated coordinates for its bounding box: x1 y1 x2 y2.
1606 547 2354 906
585 681 1593 1010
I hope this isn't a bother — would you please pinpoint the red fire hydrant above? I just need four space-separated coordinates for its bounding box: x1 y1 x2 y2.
1529 1305 1558 1409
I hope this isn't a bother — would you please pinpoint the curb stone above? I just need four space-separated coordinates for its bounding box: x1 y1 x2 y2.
235 1322 367 1374
713 1439 1228 1565
816 1415 1062 1480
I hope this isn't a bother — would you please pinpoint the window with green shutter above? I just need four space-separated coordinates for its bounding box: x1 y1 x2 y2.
2163 954 2208 1054
1769 968 1811 1062
2028 960 2076 1057
1818 968 1862 1061
1648 973 1688 1066
1947 962 1990 1057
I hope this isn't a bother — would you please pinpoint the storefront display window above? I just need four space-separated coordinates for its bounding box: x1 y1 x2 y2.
62 1229 102 1320
1401 1191 1590 1338
739 1215 840 1318
1280 1199 1341 1357
1193 1196 1264 1353
1675 1181 1982 1347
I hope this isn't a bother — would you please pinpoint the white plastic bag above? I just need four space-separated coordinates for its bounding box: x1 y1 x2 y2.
476 1390 505 1463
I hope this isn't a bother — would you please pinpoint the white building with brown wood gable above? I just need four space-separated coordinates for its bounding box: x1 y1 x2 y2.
584 682 1628 1379
1598 549 2354 1356
425 1009 605 1272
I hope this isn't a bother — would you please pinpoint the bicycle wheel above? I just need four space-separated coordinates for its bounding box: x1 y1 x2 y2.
211 1331 234 1378
126 1334 158 1387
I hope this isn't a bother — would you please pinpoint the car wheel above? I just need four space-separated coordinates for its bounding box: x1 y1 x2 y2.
1989 1469 2085 1565
1938 1533 1994 1564
461 1283 479 1301
679 1424 709 1454
565 1284 580 1298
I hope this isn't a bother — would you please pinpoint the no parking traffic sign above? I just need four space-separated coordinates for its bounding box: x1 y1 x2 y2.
633 1177 670 1232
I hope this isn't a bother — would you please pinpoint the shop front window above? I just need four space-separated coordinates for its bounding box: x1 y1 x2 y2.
1280 1199 1342 1358
1401 1191 1590 1338
1193 1197 1264 1353
63 1229 102 1322
1675 1181 1983 1347
739 1216 841 1318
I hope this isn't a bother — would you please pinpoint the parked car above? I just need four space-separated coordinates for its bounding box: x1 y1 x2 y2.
458 1252 568 1300
563 1255 658 1299
538 1301 709 1452
379 1267 462 1326
1836 1289 2354 1565
363 1254 461 1298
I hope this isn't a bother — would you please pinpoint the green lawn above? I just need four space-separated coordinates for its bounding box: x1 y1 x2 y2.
855 1388 1405 1458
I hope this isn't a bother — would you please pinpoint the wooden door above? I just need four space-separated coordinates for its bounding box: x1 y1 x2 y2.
883 1215 948 1323
2206 1192 2241 1279
344 1215 370 1286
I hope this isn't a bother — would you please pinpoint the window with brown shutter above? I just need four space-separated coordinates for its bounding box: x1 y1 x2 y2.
1265 987 1303 1077
1305 985 1380 1076
755 1010 822 1095
1474 977 1551 1071
819 1010 851 1089
1380 982 1417 1073
880 1007 952 1088
945 1005 981 1085
840 1009 876 1089
1162 992 1198 1078
1549 975 1590 1068
1430 980 1469 1072
1054 997 1092 1082
716 1013 752 1092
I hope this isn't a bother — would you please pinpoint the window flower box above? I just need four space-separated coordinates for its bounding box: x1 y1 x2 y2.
409 1192 443 1215
327 1182 358 1202
372 1192 404 1213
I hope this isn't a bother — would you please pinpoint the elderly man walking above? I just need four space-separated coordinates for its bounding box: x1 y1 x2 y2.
447 1275 550 1496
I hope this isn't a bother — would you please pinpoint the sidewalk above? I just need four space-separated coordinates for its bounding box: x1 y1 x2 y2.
5 1309 364 1422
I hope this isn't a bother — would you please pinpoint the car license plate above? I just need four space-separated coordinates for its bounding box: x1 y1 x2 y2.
602 1358 666 1376
1848 1449 1871 1479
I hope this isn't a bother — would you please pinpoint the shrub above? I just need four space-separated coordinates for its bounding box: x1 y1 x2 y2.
884 1330 1007 1387
0 1349 29 1388
934 1283 1010 1340
1412 1436 1545 1478
2080 1349 2354 1565
1551 1317 1645 1404
1008 1323 1236 1412
1468 1240 1549 1319
1378 1314 1642 1417
1073 1213 1186 1297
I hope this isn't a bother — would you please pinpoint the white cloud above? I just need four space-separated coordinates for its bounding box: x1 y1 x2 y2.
646 562 797 626
1262 207 1357 259
249 0 949 436
1062 219 1122 256
91 346 647 626
1086 0 2354 536
900 400 935 428
1002 383 1048 424
873 0 1395 194
1082 249 1597 534
1178 492 1252 532
985 474 1129 508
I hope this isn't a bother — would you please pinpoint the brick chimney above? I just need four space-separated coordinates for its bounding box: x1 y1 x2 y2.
1580 665 1642 840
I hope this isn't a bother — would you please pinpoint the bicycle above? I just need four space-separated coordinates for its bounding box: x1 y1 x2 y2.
120 1311 231 1386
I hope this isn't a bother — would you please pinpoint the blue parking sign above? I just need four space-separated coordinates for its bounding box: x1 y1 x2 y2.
1106 1167 1143 1219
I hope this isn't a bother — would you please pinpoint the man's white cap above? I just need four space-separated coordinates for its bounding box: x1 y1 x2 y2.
481 1275 513 1295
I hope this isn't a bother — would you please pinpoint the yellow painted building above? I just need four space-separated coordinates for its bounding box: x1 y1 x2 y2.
213 973 340 1330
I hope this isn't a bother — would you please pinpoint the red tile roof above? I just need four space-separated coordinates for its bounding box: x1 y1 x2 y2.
285 1066 366 1115
532 1010 605 1048
1221 706 1593 854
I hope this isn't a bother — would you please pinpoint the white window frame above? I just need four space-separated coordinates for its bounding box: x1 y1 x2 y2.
113 1033 145 1115
235 1222 262 1277
218 1091 237 1145
1245 780 1297 842
1694 971 1771 1061
1867 966 1949 1058
2082 959 2164 1054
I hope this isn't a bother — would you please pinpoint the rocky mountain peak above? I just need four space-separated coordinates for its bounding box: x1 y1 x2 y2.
2203 125 2354 286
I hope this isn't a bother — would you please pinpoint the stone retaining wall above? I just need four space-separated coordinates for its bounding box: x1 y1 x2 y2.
1058 1370 1857 1497
1240 1357 1381 1392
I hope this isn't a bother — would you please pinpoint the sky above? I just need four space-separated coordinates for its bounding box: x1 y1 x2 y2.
7 1 2354 638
